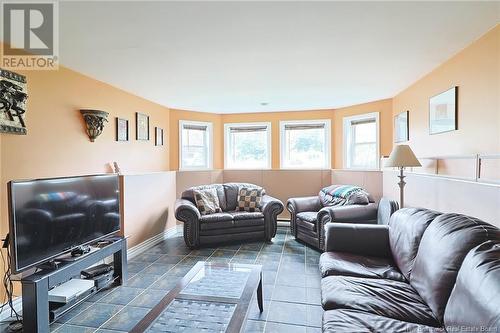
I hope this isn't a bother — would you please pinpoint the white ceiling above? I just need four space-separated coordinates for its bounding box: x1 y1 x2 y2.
57 1 499 113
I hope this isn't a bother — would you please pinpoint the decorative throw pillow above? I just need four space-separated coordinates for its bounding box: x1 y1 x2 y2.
193 187 222 215
237 187 264 212
319 185 370 207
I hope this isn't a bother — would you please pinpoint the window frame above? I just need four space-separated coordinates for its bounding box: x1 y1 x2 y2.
224 122 272 170
342 112 380 170
179 120 213 171
279 119 331 170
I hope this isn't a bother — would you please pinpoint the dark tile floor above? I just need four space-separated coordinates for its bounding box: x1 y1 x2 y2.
2 227 323 333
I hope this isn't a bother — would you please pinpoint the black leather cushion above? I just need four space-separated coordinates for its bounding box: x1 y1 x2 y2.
296 211 317 223
321 275 439 327
199 213 233 230
229 211 264 220
296 219 316 232
182 184 227 211
319 252 405 281
444 241 500 331
323 309 445 333
410 213 500 323
388 208 441 280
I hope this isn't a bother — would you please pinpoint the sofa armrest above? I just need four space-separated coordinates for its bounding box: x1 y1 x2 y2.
324 223 391 258
320 202 378 223
175 199 201 248
286 196 321 237
261 195 284 240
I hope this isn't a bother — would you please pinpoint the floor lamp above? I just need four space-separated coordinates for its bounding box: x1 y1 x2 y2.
385 145 421 208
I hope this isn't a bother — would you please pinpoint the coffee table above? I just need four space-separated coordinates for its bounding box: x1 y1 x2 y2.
130 261 263 333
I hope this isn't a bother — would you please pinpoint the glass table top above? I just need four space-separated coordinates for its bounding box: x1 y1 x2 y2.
180 264 252 299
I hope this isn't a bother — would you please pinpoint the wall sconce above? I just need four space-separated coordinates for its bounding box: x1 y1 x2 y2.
80 109 109 142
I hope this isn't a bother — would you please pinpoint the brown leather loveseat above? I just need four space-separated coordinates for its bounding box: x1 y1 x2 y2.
175 183 284 248
319 207 500 332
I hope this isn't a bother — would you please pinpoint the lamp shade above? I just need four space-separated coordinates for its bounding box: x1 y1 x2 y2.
385 144 421 168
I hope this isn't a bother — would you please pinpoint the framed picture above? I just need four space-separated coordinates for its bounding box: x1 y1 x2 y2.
116 118 129 141
429 86 458 135
155 127 164 146
394 111 409 142
136 112 149 140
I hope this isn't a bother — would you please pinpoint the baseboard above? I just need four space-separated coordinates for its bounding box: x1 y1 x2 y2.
0 226 183 318
127 225 181 260
277 221 290 227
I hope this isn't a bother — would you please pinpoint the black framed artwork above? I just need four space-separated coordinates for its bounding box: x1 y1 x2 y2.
155 127 164 146
136 112 150 140
116 118 129 141
429 86 458 135
394 111 409 143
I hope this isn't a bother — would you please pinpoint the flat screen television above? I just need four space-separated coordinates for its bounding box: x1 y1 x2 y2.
8 174 121 274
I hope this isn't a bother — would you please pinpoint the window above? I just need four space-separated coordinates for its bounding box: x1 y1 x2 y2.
224 122 271 169
179 120 212 170
280 120 331 169
343 112 379 169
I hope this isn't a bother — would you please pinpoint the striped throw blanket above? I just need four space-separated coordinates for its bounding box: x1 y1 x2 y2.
319 185 370 207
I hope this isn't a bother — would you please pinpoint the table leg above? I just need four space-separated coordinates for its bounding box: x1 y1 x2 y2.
22 279 49 333
257 274 263 313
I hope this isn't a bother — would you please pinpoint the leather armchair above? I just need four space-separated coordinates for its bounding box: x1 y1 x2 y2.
287 195 398 251
175 183 284 248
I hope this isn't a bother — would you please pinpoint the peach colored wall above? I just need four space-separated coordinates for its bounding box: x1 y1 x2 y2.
169 109 223 170
392 25 499 158
169 99 393 170
0 66 171 299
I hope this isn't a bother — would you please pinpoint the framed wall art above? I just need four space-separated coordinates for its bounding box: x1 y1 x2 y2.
429 86 458 135
394 110 409 142
116 117 129 141
136 112 150 140
155 127 164 146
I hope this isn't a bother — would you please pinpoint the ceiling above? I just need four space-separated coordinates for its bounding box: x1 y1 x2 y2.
56 1 498 113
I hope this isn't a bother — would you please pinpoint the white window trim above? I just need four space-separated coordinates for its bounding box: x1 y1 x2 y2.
224 122 272 170
279 119 331 170
342 112 380 170
179 120 213 171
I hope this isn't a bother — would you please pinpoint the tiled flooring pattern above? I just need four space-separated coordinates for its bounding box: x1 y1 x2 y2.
2 227 323 333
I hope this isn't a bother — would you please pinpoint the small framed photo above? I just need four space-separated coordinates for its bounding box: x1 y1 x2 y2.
136 112 150 140
116 118 129 141
429 86 458 135
394 111 409 143
155 127 164 146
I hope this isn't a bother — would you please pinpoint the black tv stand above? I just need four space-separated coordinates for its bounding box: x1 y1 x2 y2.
20 237 127 333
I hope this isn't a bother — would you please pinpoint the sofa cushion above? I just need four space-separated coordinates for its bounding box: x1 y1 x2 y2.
193 187 222 215
224 183 264 211
410 213 500 323
323 309 445 333
182 184 227 211
389 208 441 280
319 252 405 281
296 218 316 232
199 213 234 230
296 211 317 223
237 187 264 212
444 241 500 331
321 275 439 327
229 211 264 220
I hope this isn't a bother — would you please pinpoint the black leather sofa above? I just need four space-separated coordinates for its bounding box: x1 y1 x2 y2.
175 183 284 248
319 207 500 332
287 194 398 250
